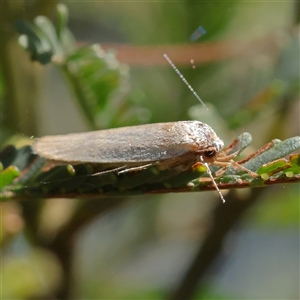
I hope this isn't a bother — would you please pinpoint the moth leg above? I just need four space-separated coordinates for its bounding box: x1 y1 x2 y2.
92 166 128 176
117 163 155 174
221 136 241 155
215 140 276 177
216 151 239 162
93 163 156 176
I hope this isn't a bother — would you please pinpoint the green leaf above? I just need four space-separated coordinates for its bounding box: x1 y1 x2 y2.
0 145 18 169
0 166 20 191
16 19 53 64
63 45 130 129
16 5 75 64
16 4 132 130
243 136 300 172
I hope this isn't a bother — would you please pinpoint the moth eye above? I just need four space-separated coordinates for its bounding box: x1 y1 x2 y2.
204 150 216 158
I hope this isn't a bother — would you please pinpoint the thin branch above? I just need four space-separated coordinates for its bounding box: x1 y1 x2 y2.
100 31 288 66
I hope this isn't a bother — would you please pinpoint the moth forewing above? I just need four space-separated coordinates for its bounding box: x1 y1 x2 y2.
32 121 224 170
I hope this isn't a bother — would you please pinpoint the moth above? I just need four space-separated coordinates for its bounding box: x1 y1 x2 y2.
33 121 223 168
32 121 253 202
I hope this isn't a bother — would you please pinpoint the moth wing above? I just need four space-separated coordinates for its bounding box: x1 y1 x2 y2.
33 123 195 164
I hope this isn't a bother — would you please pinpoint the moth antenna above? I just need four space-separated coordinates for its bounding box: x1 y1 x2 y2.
200 156 226 203
163 53 208 110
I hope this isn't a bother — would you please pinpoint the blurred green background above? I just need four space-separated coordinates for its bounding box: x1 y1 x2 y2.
1 1 299 299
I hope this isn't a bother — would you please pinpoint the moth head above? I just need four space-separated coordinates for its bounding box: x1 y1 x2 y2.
201 137 224 163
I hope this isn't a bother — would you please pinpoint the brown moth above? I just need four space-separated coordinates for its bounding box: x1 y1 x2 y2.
32 121 239 202
33 121 223 167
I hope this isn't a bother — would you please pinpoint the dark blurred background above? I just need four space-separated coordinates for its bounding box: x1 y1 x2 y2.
1 1 299 299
